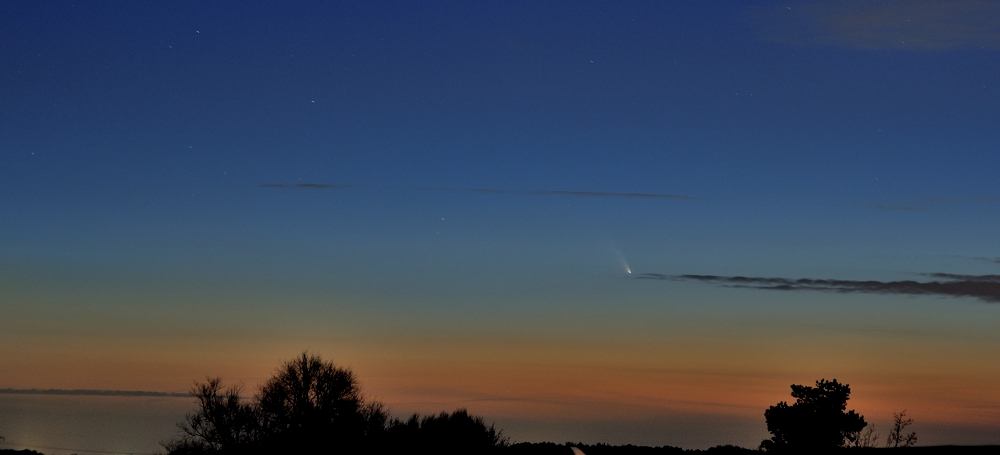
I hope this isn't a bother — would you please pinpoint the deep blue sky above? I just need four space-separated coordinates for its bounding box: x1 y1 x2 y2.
3 1 1000 452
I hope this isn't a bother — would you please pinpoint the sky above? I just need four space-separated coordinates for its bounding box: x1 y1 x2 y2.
2 0 1000 453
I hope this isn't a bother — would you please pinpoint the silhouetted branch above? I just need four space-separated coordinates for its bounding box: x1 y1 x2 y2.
886 410 917 448
848 423 880 448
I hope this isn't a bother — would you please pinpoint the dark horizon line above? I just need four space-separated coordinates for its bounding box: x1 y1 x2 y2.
0 387 188 398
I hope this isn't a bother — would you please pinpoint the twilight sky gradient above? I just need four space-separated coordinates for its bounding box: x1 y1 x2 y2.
2 1 1000 452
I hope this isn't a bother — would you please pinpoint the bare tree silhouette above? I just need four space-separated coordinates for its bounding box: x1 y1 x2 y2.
886 410 917 448
162 378 261 455
848 423 880 448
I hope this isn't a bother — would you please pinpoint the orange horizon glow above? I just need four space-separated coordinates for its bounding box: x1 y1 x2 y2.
4 323 997 432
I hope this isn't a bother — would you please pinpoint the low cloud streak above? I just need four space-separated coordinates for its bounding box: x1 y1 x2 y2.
638 273 1000 303
0 388 188 398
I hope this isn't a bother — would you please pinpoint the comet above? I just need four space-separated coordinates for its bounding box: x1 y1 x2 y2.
611 245 632 275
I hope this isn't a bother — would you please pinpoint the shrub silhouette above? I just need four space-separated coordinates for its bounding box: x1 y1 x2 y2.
847 422 880 448
760 379 867 452
385 409 508 454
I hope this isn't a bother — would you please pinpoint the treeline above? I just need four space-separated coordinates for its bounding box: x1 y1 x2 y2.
0 450 46 455
508 443 756 454
163 353 760 455
7 353 993 455
510 445 1000 455
164 352 992 455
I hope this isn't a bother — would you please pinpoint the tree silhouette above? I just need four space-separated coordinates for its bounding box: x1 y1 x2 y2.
256 352 385 453
760 379 867 452
164 352 386 454
885 410 917 448
848 423 880 448
163 378 261 455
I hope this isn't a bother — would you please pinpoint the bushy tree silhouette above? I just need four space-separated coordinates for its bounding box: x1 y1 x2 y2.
255 352 387 452
760 379 867 452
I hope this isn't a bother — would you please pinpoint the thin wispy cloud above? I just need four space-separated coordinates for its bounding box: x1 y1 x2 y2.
260 183 693 200
638 273 1000 303
258 183 353 189
0 388 188 398
866 204 925 212
751 0 1000 50
864 197 1000 211
418 187 694 200
923 273 1000 281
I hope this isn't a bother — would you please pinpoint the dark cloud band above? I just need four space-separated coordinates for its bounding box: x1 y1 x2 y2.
637 273 1000 303
0 388 188 397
